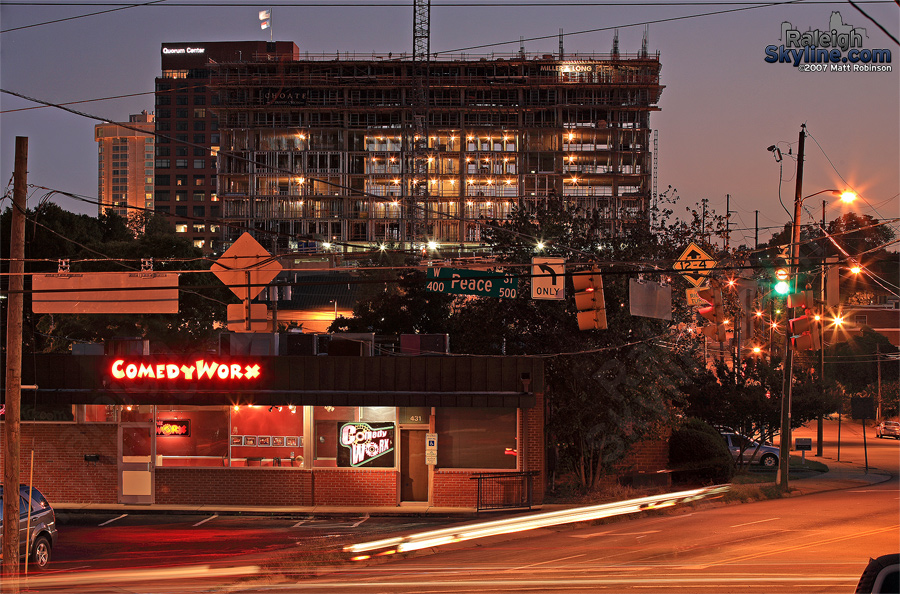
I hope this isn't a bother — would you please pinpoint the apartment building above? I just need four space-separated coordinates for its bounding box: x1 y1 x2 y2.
95 111 155 218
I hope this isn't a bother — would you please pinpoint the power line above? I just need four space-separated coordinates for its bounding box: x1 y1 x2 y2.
0 0 170 33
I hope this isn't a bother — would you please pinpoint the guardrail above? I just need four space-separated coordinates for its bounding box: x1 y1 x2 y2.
471 471 538 511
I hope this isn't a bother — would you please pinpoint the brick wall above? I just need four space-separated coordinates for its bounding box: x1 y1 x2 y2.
432 471 479 507
313 469 397 506
523 391 545 504
156 468 313 506
0 423 118 504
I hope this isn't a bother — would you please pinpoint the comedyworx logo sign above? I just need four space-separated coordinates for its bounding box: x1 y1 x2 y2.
765 11 892 71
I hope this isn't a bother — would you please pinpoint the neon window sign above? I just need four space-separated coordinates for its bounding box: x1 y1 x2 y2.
110 359 262 382
156 419 190 437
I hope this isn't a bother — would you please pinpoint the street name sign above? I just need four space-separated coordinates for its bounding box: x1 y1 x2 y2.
32 272 180 314
531 257 566 300
426 268 518 298
674 242 716 287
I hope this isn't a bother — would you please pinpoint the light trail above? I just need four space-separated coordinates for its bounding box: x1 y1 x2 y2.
345 485 730 558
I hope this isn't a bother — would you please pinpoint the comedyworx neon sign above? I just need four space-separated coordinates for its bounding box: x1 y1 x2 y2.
111 359 261 381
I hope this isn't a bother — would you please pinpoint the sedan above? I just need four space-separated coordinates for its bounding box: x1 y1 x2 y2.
875 421 900 439
721 432 779 467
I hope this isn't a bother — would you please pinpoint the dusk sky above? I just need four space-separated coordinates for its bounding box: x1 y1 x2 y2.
1 0 897 247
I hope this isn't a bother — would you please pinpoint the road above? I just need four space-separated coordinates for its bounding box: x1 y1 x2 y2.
11 419 898 593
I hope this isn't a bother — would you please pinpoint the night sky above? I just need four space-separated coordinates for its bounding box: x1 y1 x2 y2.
1 1 897 246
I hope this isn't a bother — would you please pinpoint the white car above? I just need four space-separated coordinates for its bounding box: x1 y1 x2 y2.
876 421 900 439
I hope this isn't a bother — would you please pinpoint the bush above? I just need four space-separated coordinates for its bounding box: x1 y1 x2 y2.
668 417 734 484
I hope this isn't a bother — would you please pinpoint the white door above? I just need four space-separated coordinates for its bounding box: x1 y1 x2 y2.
118 423 155 504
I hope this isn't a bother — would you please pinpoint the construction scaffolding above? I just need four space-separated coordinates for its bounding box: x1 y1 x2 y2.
209 52 664 253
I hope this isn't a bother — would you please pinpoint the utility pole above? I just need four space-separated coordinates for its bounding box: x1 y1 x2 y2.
755 210 759 248
876 343 882 421
725 193 730 251
817 199 825 456
778 124 805 492
3 136 27 584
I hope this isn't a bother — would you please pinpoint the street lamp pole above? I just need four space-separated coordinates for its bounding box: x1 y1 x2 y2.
778 124 806 492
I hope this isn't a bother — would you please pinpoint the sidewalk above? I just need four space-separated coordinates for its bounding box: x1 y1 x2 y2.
53 456 891 518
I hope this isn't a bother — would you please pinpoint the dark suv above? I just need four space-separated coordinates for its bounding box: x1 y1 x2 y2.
0 485 58 569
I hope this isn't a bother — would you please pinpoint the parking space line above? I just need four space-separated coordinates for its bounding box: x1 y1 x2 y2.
351 514 370 528
731 517 779 528
292 519 309 527
193 514 218 527
99 514 128 526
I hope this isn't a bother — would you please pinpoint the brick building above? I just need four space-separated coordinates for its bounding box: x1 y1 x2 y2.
1 336 547 509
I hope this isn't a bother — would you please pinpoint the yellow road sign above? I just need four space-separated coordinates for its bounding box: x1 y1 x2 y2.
674 242 716 287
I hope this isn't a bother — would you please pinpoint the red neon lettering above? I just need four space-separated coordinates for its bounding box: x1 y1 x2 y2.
110 360 261 382
180 365 195 380
196 360 218 379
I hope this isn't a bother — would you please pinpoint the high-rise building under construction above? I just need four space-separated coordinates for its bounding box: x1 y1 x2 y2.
206 49 664 254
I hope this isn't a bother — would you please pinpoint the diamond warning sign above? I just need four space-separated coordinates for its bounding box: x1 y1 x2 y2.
674 242 716 287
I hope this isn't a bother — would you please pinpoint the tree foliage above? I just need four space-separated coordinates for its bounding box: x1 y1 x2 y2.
2 204 228 353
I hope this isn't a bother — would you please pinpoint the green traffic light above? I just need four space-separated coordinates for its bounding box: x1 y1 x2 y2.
775 281 790 295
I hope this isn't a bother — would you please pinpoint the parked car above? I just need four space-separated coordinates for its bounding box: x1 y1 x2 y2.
875 421 900 439
0 485 58 569
721 432 780 467
856 554 899 593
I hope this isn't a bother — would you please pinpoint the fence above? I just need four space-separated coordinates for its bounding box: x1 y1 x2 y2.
471 471 538 511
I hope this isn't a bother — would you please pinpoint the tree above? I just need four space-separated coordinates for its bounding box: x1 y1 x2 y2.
1 205 229 354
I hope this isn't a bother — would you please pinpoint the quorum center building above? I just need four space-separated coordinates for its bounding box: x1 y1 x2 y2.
153 41 663 253
7 337 544 509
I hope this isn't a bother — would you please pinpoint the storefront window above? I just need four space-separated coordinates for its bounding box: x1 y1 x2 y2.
230 405 304 467
435 408 518 469
156 407 228 467
79 405 118 423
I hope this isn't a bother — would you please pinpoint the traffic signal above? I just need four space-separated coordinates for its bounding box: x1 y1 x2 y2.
774 267 791 295
572 267 607 331
786 290 813 309
697 287 726 342
789 309 821 350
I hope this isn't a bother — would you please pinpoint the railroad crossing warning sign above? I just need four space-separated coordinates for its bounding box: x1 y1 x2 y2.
674 242 716 287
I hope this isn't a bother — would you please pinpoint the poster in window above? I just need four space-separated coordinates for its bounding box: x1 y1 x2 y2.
243 435 257 446
272 436 285 447
285 436 299 447
337 422 395 468
258 436 271 446
230 435 243 446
